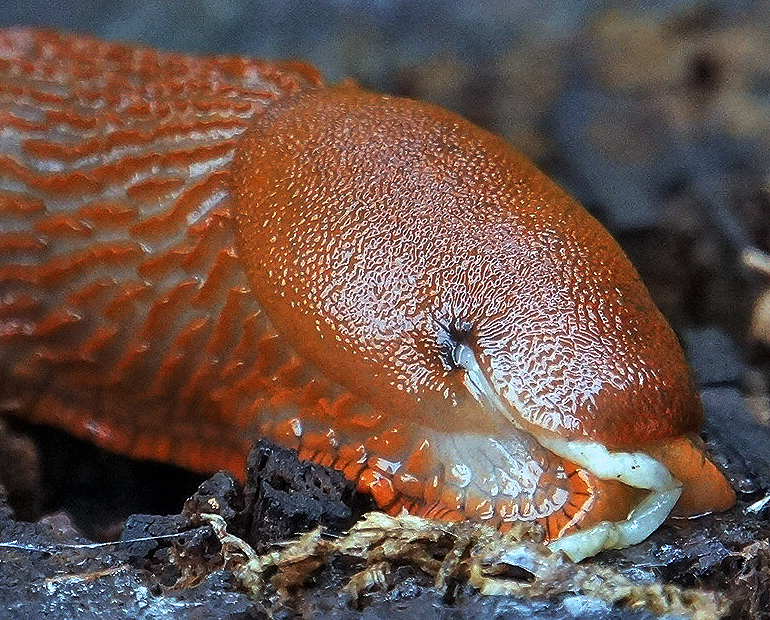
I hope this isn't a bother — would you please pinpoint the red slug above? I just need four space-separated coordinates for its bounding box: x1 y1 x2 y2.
0 28 734 561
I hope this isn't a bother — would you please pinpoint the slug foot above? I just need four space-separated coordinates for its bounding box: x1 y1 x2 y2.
336 426 639 546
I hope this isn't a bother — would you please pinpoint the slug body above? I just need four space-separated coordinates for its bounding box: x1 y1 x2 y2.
0 29 733 560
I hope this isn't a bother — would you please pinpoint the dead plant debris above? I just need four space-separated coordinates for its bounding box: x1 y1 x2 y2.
201 512 728 620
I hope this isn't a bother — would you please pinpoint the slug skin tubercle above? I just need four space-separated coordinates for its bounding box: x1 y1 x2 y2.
0 29 734 562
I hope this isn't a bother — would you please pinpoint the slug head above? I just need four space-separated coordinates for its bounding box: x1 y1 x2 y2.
231 85 703 450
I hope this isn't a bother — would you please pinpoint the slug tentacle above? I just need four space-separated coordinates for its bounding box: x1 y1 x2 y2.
0 28 734 561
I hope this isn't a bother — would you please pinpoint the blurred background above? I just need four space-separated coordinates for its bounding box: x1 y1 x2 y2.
2 0 770 532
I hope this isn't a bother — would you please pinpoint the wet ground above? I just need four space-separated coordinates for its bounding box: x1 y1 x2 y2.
1 436 768 620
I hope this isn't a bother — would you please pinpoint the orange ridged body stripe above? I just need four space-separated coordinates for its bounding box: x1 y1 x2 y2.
0 27 328 476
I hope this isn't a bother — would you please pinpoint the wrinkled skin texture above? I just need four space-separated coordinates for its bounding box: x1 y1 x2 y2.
233 87 702 448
